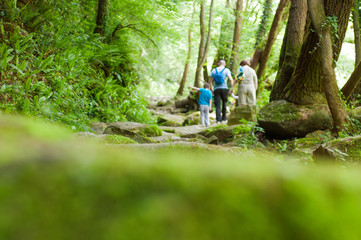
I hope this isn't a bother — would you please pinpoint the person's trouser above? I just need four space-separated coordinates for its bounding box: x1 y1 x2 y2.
238 83 256 106
200 105 210 126
214 89 228 122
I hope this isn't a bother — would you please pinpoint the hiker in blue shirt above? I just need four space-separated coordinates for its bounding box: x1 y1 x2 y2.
209 60 235 124
188 83 213 127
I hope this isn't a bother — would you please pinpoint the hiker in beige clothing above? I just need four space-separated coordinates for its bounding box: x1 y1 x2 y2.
237 60 258 106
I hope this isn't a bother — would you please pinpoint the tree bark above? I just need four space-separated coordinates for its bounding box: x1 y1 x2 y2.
194 0 215 88
308 0 347 132
230 0 243 74
279 0 354 105
256 0 290 79
250 0 273 69
203 59 209 83
94 0 110 36
254 0 273 49
353 0 361 67
270 0 308 101
341 62 361 100
177 6 195 96
194 2 207 88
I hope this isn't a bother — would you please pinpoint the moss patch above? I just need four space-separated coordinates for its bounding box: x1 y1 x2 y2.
258 100 300 122
104 135 137 144
142 125 163 137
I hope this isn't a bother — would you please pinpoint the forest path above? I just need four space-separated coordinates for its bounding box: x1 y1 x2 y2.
81 96 242 151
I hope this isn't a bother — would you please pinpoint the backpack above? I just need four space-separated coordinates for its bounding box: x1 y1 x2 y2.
214 68 226 85
236 67 245 84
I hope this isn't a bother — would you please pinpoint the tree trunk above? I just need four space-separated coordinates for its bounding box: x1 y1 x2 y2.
250 0 273 69
94 0 110 36
353 0 361 67
254 0 273 49
194 3 207 88
256 0 290 79
177 6 195 96
308 0 347 132
278 0 354 105
250 49 263 69
212 0 232 68
203 60 209 83
341 62 361 100
229 0 243 74
270 0 308 101
194 0 215 87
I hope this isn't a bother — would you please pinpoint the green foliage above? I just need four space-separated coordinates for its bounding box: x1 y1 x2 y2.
0 0 180 130
233 120 265 149
232 119 255 135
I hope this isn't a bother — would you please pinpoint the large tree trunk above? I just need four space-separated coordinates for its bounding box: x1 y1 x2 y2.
194 0 215 88
308 0 347 132
250 0 273 69
341 62 361 100
353 0 361 67
256 0 290 79
177 6 195 96
278 0 354 105
212 0 232 68
94 0 110 36
270 0 308 101
230 0 243 74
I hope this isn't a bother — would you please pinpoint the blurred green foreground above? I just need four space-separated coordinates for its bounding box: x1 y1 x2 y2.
0 115 361 240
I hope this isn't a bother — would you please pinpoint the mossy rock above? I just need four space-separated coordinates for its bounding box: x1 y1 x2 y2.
258 100 333 139
183 112 201 126
104 122 162 137
313 135 361 162
159 120 182 127
103 135 137 144
183 125 235 143
90 122 108 134
292 137 323 157
157 115 184 127
142 125 163 137
228 105 257 125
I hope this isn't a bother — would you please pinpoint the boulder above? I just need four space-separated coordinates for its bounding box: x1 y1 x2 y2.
293 137 323 156
157 114 184 127
91 122 108 134
258 100 333 139
206 135 219 145
182 125 235 143
183 112 201 126
228 105 257 126
313 135 361 163
104 122 162 143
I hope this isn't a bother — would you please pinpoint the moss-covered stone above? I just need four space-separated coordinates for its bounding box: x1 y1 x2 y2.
258 100 333 139
103 135 137 144
183 112 201 126
142 125 163 137
313 135 361 162
159 120 182 127
228 105 257 125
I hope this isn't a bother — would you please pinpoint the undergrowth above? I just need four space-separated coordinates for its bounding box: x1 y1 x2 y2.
0 0 155 131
